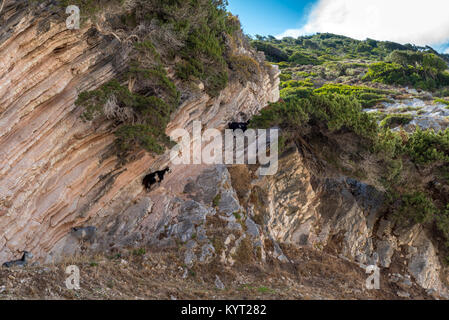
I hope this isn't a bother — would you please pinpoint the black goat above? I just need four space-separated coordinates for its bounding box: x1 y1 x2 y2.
228 122 249 132
2 251 33 268
71 226 97 242
143 167 170 190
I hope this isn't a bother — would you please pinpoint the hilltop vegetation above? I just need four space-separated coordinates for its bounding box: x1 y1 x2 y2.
252 33 448 65
251 33 449 263
364 51 449 91
70 0 263 156
252 33 449 92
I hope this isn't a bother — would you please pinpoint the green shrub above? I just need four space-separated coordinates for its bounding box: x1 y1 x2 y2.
288 51 319 65
435 88 449 98
435 98 449 106
296 71 316 78
375 128 405 158
280 87 313 100
404 128 449 164
176 22 230 97
132 248 146 256
251 93 378 141
212 194 221 207
252 33 447 73
375 127 449 165
76 0 251 156
57 0 124 22
394 192 438 224
314 84 390 107
251 41 288 62
115 125 167 154
228 54 261 84
436 205 449 247
363 62 410 85
76 73 177 154
279 73 292 81
250 97 311 131
379 114 413 128
128 64 179 105
364 51 449 90
281 79 314 89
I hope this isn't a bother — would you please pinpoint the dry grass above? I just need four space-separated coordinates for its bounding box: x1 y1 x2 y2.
0 245 434 300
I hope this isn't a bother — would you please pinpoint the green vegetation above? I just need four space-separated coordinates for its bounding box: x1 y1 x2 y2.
253 33 449 92
375 128 449 165
74 0 259 156
379 114 413 128
76 72 176 154
288 51 319 66
314 84 391 107
280 79 314 89
279 79 314 100
404 128 449 164
394 193 449 263
251 90 449 261
435 98 449 108
252 33 448 66
212 194 221 207
394 191 438 224
171 0 242 96
132 248 146 256
57 0 124 21
251 41 289 62
278 82 392 107
250 93 378 142
435 98 449 105
257 286 274 294
228 54 261 84
363 51 449 91
251 32 449 264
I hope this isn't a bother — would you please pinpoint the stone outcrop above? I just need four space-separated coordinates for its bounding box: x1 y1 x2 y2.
246 146 449 297
0 1 279 263
364 98 449 132
50 141 449 297
1 0 448 300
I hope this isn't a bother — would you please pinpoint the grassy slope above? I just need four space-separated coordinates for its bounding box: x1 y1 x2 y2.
0 247 431 300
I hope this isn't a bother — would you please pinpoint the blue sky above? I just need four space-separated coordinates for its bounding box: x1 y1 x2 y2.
227 0 449 53
227 0 315 37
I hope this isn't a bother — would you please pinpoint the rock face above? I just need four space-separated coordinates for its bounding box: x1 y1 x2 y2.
364 98 449 132
1 1 448 300
245 147 449 297
0 2 279 263
51 140 449 297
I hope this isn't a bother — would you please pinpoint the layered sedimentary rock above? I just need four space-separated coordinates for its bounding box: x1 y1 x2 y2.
0 1 279 262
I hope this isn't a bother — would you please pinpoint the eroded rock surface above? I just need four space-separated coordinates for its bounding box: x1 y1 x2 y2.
0 1 279 263
1 1 448 301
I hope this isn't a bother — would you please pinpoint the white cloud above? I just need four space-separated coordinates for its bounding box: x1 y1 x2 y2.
444 47 449 54
277 0 449 47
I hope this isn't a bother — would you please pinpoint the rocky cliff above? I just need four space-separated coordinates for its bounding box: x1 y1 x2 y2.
0 0 279 262
1 1 448 301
